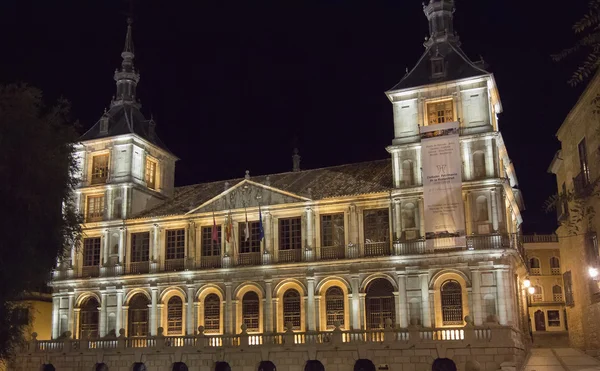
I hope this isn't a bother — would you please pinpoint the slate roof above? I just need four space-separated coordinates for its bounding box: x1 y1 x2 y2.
388 41 489 92
79 104 172 154
134 158 393 219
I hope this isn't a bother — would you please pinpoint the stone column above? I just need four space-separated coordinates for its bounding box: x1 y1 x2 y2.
67 293 74 336
462 142 471 180
52 296 60 339
152 224 160 272
359 294 366 330
394 200 403 241
264 212 272 254
491 189 499 232
420 273 431 327
150 288 158 336
307 276 316 331
464 192 472 235
314 295 321 331
122 185 129 219
472 270 483 325
349 204 358 245
187 286 195 335
265 280 273 332
305 207 314 260
495 269 507 325
485 138 494 177
105 188 112 220
351 274 360 330
73 309 80 339
392 151 401 188
397 273 408 328
225 282 233 334
118 227 125 265
99 292 107 337
418 198 425 239
116 291 123 333
103 229 110 265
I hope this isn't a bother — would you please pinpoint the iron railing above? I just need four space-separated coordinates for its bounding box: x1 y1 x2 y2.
320 245 345 260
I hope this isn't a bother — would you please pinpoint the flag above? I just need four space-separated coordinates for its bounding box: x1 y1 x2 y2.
212 212 218 242
244 208 250 242
258 205 264 242
225 211 232 243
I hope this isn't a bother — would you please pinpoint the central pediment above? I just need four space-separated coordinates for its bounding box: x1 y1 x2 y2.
186 180 311 214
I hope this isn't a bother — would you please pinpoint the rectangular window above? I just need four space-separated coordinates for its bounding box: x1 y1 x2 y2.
165 229 185 260
431 58 444 76
427 100 454 125
564 271 574 306
578 138 590 185
239 221 261 253
201 226 222 256
547 310 560 327
83 238 101 267
86 195 105 222
145 158 157 190
279 217 302 250
131 232 150 262
363 208 390 256
91 154 109 184
321 214 345 247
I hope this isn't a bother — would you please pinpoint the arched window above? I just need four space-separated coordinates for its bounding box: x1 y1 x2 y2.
529 257 541 275
402 160 415 186
242 291 260 332
79 296 100 339
128 294 149 337
550 257 560 275
95 363 109 371
215 362 231 371
132 363 147 371
476 196 489 223
172 362 188 371
304 361 324 371
402 202 416 229
204 294 220 334
408 298 421 326
167 296 183 335
258 361 277 371
552 285 563 302
325 286 345 329
483 294 496 322
441 280 463 325
366 278 395 329
532 285 543 303
354 359 376 371
43 364 56 371
473 151 486 179
283 289 301 330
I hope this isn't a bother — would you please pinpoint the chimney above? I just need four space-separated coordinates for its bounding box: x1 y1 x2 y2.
292 148 301 172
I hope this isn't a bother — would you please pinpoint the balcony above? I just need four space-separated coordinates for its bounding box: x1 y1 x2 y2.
523 234 558 243
364 242 391 257
53 233 523 281
573 171 592 198
530 268 541 276
278 249 302 263
320 245 345 260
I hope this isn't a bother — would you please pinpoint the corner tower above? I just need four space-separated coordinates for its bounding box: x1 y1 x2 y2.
385 0 523 254
73 18 178 224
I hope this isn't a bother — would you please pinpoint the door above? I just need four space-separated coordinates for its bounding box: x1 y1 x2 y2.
534 310 546 331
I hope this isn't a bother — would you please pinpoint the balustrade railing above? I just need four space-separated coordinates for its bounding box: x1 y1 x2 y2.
320 245 345 260
523 234 558 243
54 233 523 280
29 324 506 354
364 242 391 257
278 249 302 263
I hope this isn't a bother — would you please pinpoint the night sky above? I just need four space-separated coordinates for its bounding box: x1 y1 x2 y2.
0 0 590 233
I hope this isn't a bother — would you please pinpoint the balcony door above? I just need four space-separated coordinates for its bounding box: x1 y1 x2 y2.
366 278 395 329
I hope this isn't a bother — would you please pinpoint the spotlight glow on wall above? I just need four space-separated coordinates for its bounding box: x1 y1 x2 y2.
527 287 535 295
523 279 531 288
589 267 599 279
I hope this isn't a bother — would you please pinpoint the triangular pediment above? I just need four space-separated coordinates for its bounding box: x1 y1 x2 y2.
186 180 311 214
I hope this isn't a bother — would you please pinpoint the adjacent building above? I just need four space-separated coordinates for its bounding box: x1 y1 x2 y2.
549 70 600 355
13 1 531 370
523 234 568 345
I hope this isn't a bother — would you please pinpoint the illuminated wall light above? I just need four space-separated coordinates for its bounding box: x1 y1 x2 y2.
527 287 535 295
523 279 531 288
589 267 599 279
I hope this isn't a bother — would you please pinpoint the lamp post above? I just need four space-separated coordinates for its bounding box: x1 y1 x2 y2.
524 279 533 341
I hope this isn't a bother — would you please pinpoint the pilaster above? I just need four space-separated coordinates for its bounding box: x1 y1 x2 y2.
471 269 483 325
306 276 316 331
397 272 408 328
420 273 431 327
187 285 195 335
150 287 158 336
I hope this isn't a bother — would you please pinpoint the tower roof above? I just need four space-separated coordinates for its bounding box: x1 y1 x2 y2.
79 18 173 154
388 0 489 92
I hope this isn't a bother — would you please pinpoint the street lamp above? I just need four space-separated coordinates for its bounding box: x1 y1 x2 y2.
524 279 533 341
528 286 535 295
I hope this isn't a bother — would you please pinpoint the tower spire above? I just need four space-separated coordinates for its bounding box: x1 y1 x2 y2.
423 0 460 48
111 17 140 108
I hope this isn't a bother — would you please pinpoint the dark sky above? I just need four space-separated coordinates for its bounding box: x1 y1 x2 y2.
0 0 590 233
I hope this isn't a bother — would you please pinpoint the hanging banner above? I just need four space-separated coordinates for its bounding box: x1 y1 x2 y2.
420 121 465 249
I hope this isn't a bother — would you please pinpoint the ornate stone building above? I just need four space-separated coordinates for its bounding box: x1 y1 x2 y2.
14 1 530 370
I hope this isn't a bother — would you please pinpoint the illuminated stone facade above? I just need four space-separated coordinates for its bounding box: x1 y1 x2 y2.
549 70 600 354
13 1 530 371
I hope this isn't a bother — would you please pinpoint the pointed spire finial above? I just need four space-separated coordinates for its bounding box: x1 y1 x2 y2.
292 148 301 172
123 17 134 55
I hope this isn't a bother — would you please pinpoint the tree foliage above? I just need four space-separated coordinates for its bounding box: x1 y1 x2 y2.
0 84 81 359
553 0 600 85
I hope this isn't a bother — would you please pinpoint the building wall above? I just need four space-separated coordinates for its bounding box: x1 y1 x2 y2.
552 71 600 352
